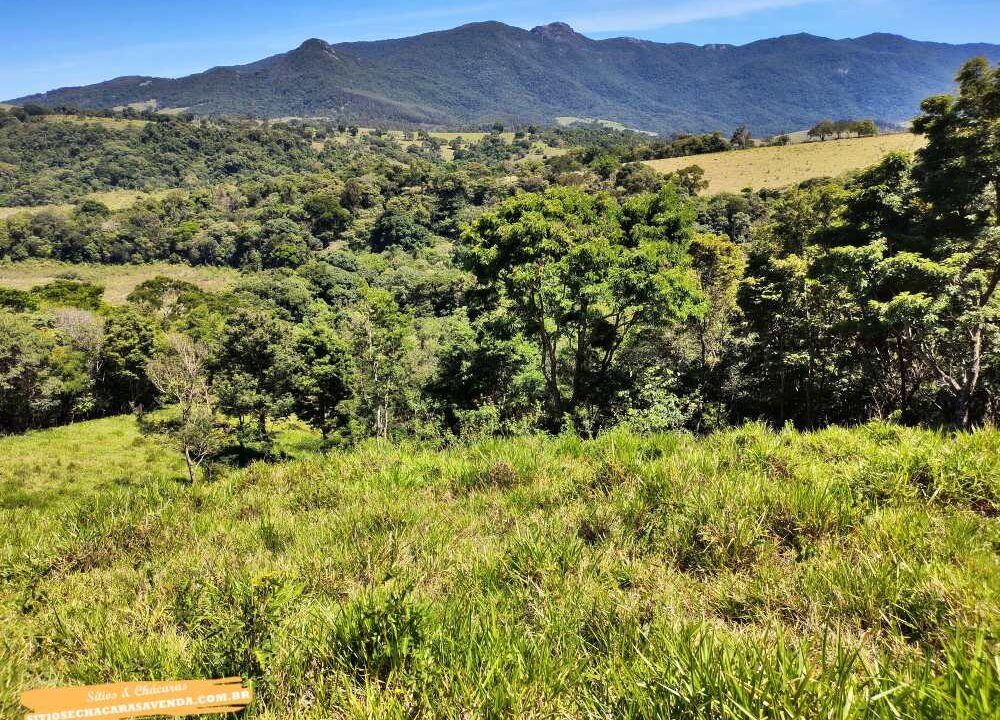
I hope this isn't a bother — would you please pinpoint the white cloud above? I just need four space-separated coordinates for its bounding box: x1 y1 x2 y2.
566 0 835 33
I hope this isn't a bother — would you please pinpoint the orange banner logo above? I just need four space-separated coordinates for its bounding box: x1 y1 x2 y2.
21 678 252 720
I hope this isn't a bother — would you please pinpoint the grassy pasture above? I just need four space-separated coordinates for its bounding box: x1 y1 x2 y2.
0 260 240 303
645 133 926 193
323 129 562 161
40 114 149 129
1 417 996 718
0 189 179 220
556 116 659 136
426 131 516 142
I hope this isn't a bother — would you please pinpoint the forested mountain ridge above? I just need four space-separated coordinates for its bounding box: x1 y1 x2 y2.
10 22 1000 135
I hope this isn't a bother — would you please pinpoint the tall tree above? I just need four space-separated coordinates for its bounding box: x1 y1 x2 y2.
97 307 156 413
687 233 746 427
464 185 702 430
290 317 353 440
346 286 414 439
731 124 753 150
892 57 1000 426
913 57 1000 238
211 305 293 441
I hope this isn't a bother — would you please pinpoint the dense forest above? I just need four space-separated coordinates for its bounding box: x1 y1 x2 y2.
1 58 998 468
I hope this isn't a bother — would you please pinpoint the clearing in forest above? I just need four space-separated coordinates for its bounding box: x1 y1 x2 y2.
645 133 926 193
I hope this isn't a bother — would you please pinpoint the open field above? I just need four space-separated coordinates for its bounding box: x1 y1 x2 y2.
0 205 74 220
556 116 659 136
426 131 516 142
0 189 180 220
1 417 997 717
0 260 240 303
645 133 926 193
319 129 565 161
41 113 150 129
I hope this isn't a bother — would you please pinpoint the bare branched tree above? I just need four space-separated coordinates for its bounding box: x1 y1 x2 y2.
146 334 221 483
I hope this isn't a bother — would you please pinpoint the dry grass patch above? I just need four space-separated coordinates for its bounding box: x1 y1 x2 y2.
645 133 926 194
0 189 178 220
41 114 149 129
0 260 239 303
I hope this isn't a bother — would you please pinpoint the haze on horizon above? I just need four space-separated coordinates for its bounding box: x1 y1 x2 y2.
2 0 997 100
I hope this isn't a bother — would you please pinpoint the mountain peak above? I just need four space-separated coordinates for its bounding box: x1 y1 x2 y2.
292 38 340 61
298 38 330 50
530 22 582 42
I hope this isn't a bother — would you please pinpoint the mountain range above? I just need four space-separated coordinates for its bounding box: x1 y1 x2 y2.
10 22 1000 136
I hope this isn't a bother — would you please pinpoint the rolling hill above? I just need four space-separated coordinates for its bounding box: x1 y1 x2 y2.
9 22 1000 135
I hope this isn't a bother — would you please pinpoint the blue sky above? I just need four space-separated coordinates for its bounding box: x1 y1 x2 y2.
2 0 997 100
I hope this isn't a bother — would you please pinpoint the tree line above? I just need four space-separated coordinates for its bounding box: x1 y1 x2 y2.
807 118 880 141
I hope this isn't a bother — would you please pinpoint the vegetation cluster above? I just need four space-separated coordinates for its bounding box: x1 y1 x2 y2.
2 60 998 449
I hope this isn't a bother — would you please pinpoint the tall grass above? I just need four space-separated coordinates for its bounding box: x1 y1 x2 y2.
1 419 997 718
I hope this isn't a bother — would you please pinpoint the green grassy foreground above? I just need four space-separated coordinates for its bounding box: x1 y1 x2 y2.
1 418 998 718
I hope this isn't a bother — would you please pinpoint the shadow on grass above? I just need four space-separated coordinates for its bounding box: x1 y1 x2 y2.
214 443 294 469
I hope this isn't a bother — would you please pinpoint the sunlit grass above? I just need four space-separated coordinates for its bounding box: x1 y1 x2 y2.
1 418 997 718
0 259 240 303
645 133 927 193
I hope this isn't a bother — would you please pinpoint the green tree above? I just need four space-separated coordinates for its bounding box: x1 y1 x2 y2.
0 312 64 431
464 185 702 430
303 192 351 242
30 279 104 311
97 307 156 413
346 286 414 439
807 120 836 142
615 164 664 194
290 317 353 440
211 305 294 441
429 311 544 435
589 153 621 181
688 233 746 427
370 210 433 253
669 165 709 196
874 57 1000 426
913 57 1000 237
854 119 879 137
731 124 753 150
257 218 316 269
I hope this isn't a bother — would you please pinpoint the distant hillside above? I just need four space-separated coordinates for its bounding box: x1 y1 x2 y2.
10 22 1000 135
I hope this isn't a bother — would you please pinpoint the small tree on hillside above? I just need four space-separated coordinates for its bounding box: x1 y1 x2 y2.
669 165 709 196
146 334 222 483
731 124 753 150
854 119 879 137
808 120 836 141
